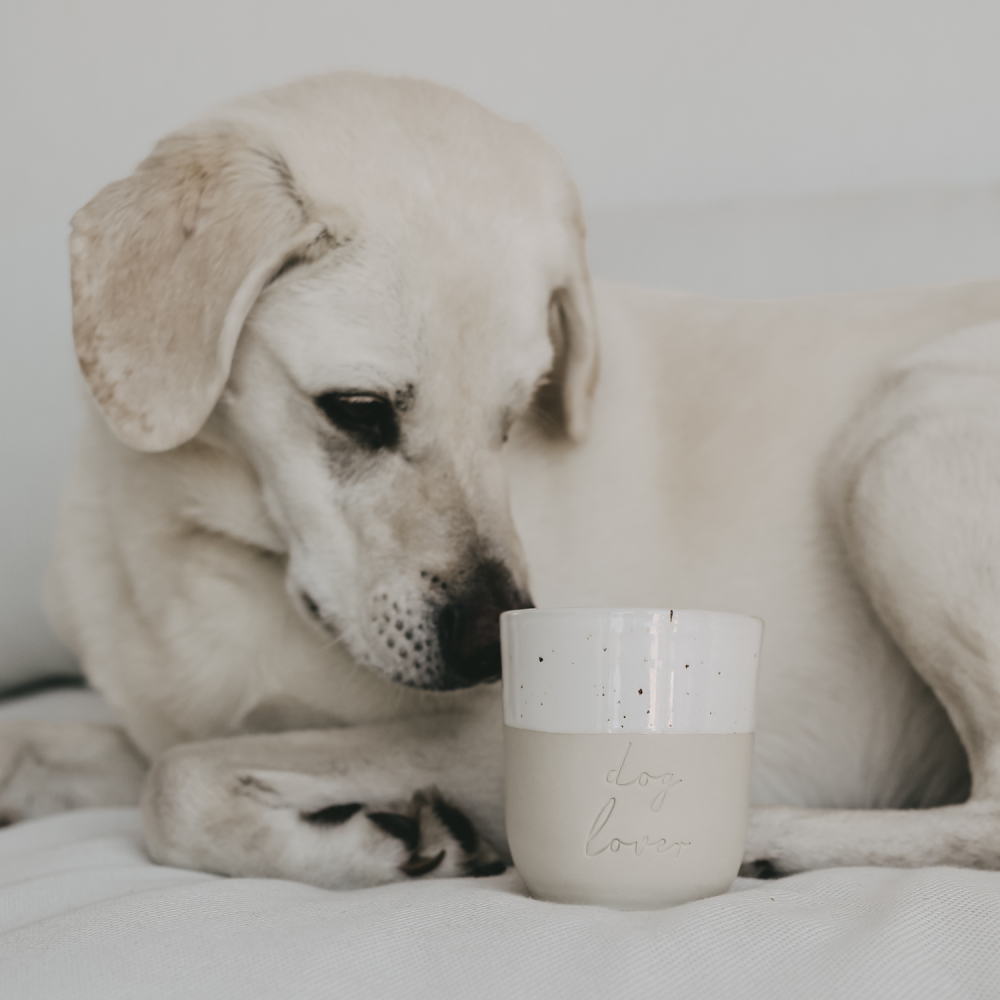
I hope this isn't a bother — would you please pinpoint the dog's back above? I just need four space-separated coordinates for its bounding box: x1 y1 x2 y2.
507 279 1000 810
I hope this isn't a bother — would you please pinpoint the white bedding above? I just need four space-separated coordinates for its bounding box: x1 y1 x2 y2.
2 807 999 999
2 691 999 1000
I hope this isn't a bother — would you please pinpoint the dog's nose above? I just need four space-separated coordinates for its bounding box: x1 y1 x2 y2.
437 560 532 686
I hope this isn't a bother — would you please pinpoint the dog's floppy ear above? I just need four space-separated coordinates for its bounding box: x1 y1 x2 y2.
540 266 600 443
70 123 331 452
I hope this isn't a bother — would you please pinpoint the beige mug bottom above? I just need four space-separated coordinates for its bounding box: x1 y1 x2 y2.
504 727 753 909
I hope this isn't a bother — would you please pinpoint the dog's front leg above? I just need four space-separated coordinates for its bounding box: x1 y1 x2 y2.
141 707 507 889
0 721 146 824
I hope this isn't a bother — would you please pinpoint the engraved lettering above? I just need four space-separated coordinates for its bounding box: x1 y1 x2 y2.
605 742 682 810
586 797 616 855
588 745 690 856
585 796 691 858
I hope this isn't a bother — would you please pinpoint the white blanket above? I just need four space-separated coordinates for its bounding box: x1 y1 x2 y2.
1 804 998 999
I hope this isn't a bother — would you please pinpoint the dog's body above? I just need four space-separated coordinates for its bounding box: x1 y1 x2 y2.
4 73 1000 885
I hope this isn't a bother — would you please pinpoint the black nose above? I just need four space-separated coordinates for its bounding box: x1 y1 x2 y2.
437 560 532 686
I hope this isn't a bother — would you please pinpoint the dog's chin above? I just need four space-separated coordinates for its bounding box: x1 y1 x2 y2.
358 623 504 692
366 656 501 693
389 669 502 693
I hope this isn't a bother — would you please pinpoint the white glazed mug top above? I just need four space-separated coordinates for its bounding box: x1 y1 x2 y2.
501 608 762 735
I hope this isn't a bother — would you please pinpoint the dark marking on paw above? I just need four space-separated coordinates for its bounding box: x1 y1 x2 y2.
301 591 321 620
432 798 479 855
741 858 784 880
237 773 278 795
367 811 420 852
301 802 363 825
401 849 446 877
468 860 506 878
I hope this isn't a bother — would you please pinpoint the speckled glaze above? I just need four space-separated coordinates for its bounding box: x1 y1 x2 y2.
500 608 762 735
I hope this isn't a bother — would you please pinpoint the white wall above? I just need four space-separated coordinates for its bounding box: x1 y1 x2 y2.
3 0 1000 684
5 0 1000 230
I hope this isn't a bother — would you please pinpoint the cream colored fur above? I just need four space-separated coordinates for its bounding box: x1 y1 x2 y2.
3 72 1000 885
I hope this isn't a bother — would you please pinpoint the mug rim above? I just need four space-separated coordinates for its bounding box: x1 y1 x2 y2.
501 605 761 735
501 607 763 627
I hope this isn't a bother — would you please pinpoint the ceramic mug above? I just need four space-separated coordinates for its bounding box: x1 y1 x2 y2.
501 607 762 909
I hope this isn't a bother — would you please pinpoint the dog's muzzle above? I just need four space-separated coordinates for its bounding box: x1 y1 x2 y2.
436 560 532 687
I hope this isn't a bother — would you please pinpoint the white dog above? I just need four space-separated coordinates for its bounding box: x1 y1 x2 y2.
3 72 1000 886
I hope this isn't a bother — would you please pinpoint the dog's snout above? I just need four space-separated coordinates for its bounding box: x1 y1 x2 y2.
437 561 532 686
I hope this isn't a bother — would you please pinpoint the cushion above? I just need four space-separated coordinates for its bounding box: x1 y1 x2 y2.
2 806 998 999
2 689 999 999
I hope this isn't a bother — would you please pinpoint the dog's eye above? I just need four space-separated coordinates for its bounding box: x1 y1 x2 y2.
314 392 399 449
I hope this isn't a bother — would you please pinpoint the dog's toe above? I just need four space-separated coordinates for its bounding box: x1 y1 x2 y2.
356 788 504 880
414 788 506 878
468 859 507 877
262 775 503 887
400 850 447 877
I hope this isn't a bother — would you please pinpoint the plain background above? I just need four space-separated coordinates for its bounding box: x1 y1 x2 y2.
3 0 1000 683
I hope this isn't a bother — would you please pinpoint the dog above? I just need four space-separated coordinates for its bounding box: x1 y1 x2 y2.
2 71 999 887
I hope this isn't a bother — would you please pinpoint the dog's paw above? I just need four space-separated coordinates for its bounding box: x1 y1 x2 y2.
145 753 506 890
301 787 506 881
221 768 506 888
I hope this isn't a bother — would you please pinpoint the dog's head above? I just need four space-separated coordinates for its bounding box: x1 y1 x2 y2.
69 73 598 691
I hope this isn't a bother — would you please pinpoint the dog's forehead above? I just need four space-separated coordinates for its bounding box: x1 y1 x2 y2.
254 212 558 409
225 72 577 228
232 74 581 408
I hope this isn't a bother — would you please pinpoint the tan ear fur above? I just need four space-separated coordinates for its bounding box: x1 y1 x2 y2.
70 123 329 452
555 268 600 443
539 264 600 443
